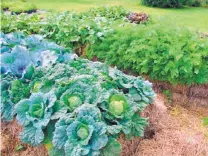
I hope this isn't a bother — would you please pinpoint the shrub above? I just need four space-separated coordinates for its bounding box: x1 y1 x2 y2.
142 0 184 8
183 0 202 6
86 24 208 85
142 0 206 7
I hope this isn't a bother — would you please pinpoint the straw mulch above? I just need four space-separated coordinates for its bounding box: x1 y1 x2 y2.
1 94 208 156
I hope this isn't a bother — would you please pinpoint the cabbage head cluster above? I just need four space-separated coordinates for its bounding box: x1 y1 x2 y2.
1 33 155 156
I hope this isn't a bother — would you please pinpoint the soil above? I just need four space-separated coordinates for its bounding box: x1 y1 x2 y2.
1 94 208 156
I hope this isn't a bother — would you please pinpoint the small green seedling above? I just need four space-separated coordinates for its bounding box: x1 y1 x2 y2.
15 145 24 151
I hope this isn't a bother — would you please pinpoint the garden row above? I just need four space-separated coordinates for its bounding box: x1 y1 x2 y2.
1 32 155 156
2 6 208 85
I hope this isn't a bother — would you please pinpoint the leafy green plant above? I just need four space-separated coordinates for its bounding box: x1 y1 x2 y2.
1 32 74 77
1 6 129 50
1 13 41 34
86 23 208 84
0 32 74 121
10 79 31 103
15 145 24 151
15 92 56 145
162 89 172 104
53 104 109 155
12 57 155 155
0 75 15 121
80 6 129 20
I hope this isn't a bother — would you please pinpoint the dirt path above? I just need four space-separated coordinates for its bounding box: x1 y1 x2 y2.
1 94 208 156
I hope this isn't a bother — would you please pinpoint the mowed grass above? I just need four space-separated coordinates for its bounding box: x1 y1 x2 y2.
28 0 208 31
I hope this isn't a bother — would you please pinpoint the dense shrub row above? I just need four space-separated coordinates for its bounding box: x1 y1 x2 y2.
86 24 208 84
1 32 155 156
142 0 207 7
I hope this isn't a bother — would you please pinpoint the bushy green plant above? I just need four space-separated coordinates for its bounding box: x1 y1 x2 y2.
86 23 208 84
183 0 202 6
80 6 129 20
37 11 113 49
1 13 41 34
142 0 184 8
142 0 205 7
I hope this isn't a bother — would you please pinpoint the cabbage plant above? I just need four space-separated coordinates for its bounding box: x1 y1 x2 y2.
15 92 56 145
59 81 102 112
0 32 75 77
0 75 15 121
0 32 75 123
2 43 155 156
53 104 108 156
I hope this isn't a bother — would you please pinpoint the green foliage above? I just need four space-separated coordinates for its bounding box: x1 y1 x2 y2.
0 32 74 121
13 57 154 155
142 0 184 8
162 89 172 104
108 94 128 116
80 6 129 20
10 79 31 103
203 117 208 127
1 6 129 50
53 104 108 155
15 92 56 145
1 32 73 77
101 137 121 156
15 145 24 151
183 0 205 6
142 0 206 7
0 75 15 121
1 13 41 34
86 23 208 84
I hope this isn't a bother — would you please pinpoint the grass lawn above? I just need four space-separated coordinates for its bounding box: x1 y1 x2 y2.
26 0 208 31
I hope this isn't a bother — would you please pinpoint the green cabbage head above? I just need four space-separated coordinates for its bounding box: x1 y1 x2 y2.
53 104 108 156
108 94 128 116
15 92 56 146
60 88 85 111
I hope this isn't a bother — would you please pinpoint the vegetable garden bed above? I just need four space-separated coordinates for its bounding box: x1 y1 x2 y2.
1 4 208 156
